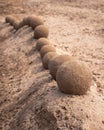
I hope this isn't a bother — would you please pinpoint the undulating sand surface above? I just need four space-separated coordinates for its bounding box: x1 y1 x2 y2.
0 0 104 130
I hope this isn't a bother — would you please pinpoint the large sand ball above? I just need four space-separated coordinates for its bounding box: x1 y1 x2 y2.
36 38 50 51
42 52 58 69
40 45 56 58
56 60 93 95
29 16 44 29
34 25 49 39
48 55 74 80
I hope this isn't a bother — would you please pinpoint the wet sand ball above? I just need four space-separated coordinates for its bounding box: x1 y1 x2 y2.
42 52 58 69
40 45 56 58
48 55 73 80
36 38 50 51
29 16 44 29
34 25 49 39
56 60 93 95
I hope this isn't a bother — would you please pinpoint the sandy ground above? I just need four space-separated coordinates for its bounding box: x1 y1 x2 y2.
0 0 104 130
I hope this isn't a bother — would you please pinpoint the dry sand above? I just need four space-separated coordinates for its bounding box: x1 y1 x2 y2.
0 0 104 130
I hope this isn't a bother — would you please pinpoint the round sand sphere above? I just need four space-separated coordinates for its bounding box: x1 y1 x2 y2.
23 17 30 25
40 45 56 58
56 60 93 95
48 55 73 80
5 16 10 23
5 16 15 25
34 25 49 39
42 52 58 69
13 21 19 30
29 16 44 29
18 21 24 28
36 38 50 51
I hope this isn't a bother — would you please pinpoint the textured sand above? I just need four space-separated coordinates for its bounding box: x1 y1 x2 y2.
0 0 104 130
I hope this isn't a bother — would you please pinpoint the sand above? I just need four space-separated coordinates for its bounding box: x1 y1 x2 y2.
0 0 104 130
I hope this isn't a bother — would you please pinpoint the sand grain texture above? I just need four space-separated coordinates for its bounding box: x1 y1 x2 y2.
0 0 104 130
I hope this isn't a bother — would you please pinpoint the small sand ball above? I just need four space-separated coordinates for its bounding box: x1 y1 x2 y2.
18 21 24 28
56 60 93 95
36 38 50 51
5 16 15 25
23 17 30 25
48 55 73 80
42 52 58 69
29 16 44 29
40 45 56 58
13 21 19 30
5 16 10 23
34 25 49 39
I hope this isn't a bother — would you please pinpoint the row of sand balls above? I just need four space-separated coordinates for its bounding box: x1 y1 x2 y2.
36 38 93 95
5 16 49 39
5 16 93 95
